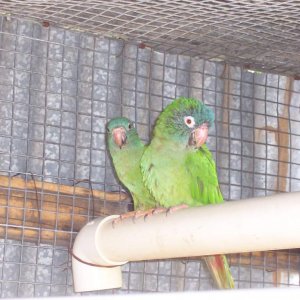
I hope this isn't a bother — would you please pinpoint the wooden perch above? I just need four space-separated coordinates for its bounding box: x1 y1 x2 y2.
0 175 128 202
0 175 130 247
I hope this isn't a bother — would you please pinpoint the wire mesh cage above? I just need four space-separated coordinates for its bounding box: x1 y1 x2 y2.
2 0 300 76
0 0 300 297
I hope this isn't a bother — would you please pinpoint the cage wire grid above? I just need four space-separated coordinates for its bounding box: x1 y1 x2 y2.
1 1 300 76
0 10 299 298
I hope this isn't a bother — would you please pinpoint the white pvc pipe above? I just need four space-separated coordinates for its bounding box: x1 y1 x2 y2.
72 192 300 292
72 216 126 292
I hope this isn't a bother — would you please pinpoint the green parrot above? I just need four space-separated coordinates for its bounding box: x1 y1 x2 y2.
141 97 235 289
106 117 156 211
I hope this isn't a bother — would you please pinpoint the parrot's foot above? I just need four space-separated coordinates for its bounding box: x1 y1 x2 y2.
112 205 186 227
112 209 161 227
132 207 167 221
132 209 153 220
166 204 189 215
143 207 167 221
112 211 140 227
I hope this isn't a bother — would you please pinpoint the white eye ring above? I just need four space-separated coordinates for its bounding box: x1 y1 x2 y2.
184 116 195 128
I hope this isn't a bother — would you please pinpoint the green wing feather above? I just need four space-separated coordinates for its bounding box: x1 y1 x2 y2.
186 144 223 205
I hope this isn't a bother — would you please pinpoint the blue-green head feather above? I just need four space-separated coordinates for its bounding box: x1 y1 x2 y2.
154 97 214 147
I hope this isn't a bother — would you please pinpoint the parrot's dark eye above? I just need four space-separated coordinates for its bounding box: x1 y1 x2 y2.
184 116 195 128
128 123 133 130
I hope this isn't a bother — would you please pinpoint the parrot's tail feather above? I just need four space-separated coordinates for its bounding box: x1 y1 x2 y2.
204 254 235 289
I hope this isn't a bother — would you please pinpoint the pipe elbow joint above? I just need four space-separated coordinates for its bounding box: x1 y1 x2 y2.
72 215 127 292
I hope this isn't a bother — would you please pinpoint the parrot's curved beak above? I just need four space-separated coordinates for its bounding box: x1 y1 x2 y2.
112 127 127 149
189 123 209 148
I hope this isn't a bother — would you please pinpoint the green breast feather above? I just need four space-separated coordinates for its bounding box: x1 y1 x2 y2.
141 142 223 207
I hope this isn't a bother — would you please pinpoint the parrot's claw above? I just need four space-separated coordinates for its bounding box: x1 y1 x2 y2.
143 207 167 221
112 208 161 227
153 207 168 214
166 204 189 216
132 210 146 223
143 209 155 221
132 207 166 222
112 211 137 228
112 205 183 228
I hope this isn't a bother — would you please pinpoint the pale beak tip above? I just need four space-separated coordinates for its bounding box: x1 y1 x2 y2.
193 123 209 148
